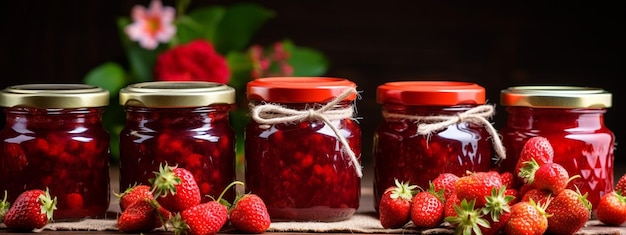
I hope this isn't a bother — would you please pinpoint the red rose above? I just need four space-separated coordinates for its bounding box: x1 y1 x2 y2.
154 39 230 84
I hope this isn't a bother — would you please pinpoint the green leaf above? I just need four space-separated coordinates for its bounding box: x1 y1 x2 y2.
176 6 225 44
213 3 274 53
226 51 253 91
288 45 330 76
83 62 127 94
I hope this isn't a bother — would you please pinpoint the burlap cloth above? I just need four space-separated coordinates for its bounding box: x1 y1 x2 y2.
2 212 625 234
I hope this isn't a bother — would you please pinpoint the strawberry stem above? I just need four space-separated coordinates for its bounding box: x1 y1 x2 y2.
216 181 245 203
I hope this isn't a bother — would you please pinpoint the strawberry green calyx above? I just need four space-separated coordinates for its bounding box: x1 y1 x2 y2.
574 186 593 213
39 188 58 221
445 199 490 235
150 163 183 198
0 190 10 222
170 213 189 235
482 186 514 222
390 178 418 201
518 159 540 184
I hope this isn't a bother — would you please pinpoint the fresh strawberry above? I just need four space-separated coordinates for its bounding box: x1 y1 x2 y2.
515 136 554 184
503 199 549 235
0 190 10 222
520 188 551 206
432 173 459 200
615 173 626 194
443 192 460 218
531 162 571 195
150 164 202 213
2 188 57 231
172 201 228 235
444 199 490 235
596 191 626 226
499 171 515 189
115 184 154 211
117 198 171 233
410 184 445 228
230 193 271 233
455 171 503 208
378 179 417 228
545 188 591 235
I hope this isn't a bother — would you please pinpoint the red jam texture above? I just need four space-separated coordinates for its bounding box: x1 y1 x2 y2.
373 105 494 211
119 105 236 202
245 109 361 222
0 107 110 219
499 107 615 210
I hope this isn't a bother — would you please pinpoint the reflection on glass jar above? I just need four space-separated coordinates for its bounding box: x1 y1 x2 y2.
0 84 110 220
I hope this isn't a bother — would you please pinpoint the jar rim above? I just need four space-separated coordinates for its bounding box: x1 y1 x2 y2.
0 84 110 108
119 81 235 107
247 77 357 103
500 86 612 108
377 81 486 106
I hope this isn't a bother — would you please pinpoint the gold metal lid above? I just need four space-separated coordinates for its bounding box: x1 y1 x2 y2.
500 86 611 108
119 81 235 107
0 84 110 108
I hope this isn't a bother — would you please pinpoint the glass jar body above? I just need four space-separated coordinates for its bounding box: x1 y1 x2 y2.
119 105 236 202
499 107 615 210
245 101 361 222
0 107 110 220
373 104 494 210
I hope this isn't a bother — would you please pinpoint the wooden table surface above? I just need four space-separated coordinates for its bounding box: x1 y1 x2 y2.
1 165 626 234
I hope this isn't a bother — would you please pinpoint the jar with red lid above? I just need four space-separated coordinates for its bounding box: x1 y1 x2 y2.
373 81 504 211
245 77 362 222
0 84 111 220
499 86 614 211
119 81 236 202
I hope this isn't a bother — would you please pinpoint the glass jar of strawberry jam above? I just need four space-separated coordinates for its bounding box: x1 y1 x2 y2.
0 84 110 220
245 77 362 222
499 86 614 211
119 81 236 202
373 81 504 211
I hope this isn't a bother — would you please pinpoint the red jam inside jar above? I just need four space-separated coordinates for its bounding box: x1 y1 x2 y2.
0 84 111 220
499 86 615 212
119 81 236 202
245 77 362 222
374 81 498 211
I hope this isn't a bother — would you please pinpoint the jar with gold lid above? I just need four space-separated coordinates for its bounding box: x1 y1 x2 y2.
0 84 111 220
118 81 236 202
499 86 614 211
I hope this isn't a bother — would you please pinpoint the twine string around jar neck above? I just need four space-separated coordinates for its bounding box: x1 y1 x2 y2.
383 104 507 161
250 88 363 178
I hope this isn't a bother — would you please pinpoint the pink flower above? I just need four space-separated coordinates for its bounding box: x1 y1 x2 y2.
249 42 293 79
125 0 176 50
154 39 230 84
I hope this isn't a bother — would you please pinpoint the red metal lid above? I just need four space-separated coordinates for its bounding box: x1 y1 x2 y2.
377 81 486 106
247 77 357 103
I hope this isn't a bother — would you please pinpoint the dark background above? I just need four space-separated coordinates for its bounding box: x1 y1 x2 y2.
1 1 623 169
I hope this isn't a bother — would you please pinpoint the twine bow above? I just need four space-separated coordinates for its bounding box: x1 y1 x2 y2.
383 104 506 161
250 88 363 178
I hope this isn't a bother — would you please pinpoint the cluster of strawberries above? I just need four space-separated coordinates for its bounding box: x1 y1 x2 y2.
0 163 272 235
378 136 626 235
116 163 272 234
